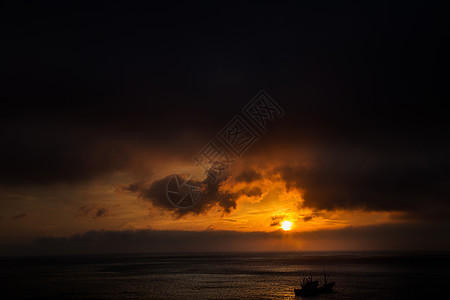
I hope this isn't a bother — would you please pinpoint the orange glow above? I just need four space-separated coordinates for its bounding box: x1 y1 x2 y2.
0 164 409 248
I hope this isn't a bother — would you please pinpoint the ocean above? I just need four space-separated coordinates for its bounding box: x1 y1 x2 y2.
1 252 448 299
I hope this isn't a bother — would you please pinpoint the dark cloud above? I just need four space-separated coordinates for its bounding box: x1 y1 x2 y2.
303 215 313 222
126 173 263 217
0 118 207 187
1 1 447 189
76 205 109 220
0 0 448 252
276 146 450 219
11 213 28 220
297 222 450 251
1 229 282 256
2 221 450 256
222 219 237 223
95 208 108 219
235 170 262 183
270 215 286 227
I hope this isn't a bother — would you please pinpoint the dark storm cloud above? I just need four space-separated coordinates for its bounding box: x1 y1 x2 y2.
125 174 263 217
1 0 448 227
276 145 450 219
11 213 28 220
0 113 212 186
0 123 129 186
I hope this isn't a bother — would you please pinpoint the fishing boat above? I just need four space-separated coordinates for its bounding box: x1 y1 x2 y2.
294 272 335 296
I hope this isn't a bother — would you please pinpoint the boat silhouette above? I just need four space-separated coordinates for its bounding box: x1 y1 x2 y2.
294 271 335 296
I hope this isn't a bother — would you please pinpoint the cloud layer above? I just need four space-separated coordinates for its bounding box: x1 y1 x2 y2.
2 222 450 256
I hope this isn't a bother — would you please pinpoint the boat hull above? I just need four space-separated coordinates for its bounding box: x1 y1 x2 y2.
294 282 335 296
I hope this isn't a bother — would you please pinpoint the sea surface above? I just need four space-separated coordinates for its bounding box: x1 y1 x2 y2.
1 252 449 299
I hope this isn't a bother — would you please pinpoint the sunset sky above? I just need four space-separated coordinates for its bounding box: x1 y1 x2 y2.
1 1 449 254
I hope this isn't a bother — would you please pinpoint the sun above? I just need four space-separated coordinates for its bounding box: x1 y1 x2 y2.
281 220 293 231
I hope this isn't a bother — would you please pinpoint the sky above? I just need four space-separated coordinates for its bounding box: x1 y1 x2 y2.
1 1 449 255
